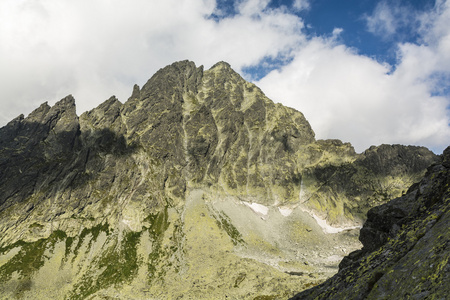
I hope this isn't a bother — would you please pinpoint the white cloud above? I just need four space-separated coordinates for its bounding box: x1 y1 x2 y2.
236 0 271 16
258 1 450 153
364 0 419 40
0 0 303 124
332 27 344 37
365 1 398 37
293 0 310 12
0 0 449 154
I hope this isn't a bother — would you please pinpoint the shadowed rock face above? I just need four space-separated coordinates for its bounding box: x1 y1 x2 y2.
0 60 441 299
300 143 439 226
291 146 450 300
0 96 82 211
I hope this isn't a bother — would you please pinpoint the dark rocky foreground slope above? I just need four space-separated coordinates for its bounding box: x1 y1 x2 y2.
291 146 450 299
0 61 440 299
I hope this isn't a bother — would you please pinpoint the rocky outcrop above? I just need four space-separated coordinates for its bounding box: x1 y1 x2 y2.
300 143 438 226
0 60 441 299
291 146 450 299
0 95 81 211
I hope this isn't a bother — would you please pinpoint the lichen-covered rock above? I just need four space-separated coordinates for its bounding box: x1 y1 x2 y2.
0 60 441 299
291 146 450 300
300 143 439 226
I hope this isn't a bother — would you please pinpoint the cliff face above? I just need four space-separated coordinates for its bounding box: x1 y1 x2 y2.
299 142 438 226
291 146 450 299
0 61 440 299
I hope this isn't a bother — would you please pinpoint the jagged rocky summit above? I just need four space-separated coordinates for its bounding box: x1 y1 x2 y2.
0 60 440 299
291 146 450 299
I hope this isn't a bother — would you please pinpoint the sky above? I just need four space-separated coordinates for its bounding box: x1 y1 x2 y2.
0 0 449 153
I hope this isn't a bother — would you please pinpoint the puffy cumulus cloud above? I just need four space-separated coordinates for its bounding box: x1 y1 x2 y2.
0 0 303 124
1 0 449 154
257 1 450 153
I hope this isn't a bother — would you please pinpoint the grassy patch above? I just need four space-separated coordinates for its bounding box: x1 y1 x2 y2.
71 223 110 262
69 229 141 300
0 230 67 281
146 208 171 282
213 211 245 246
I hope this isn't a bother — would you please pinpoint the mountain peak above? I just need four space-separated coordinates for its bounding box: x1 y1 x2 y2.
0 60 443 299
211 60 232 69
55 94 76 108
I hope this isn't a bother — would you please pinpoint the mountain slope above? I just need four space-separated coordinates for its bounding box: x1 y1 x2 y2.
291 146 450 299
0 61 439 299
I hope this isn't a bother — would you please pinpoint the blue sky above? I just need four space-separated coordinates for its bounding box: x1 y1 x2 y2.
0 0 449 153
243 0 438 78
298 0 434 62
